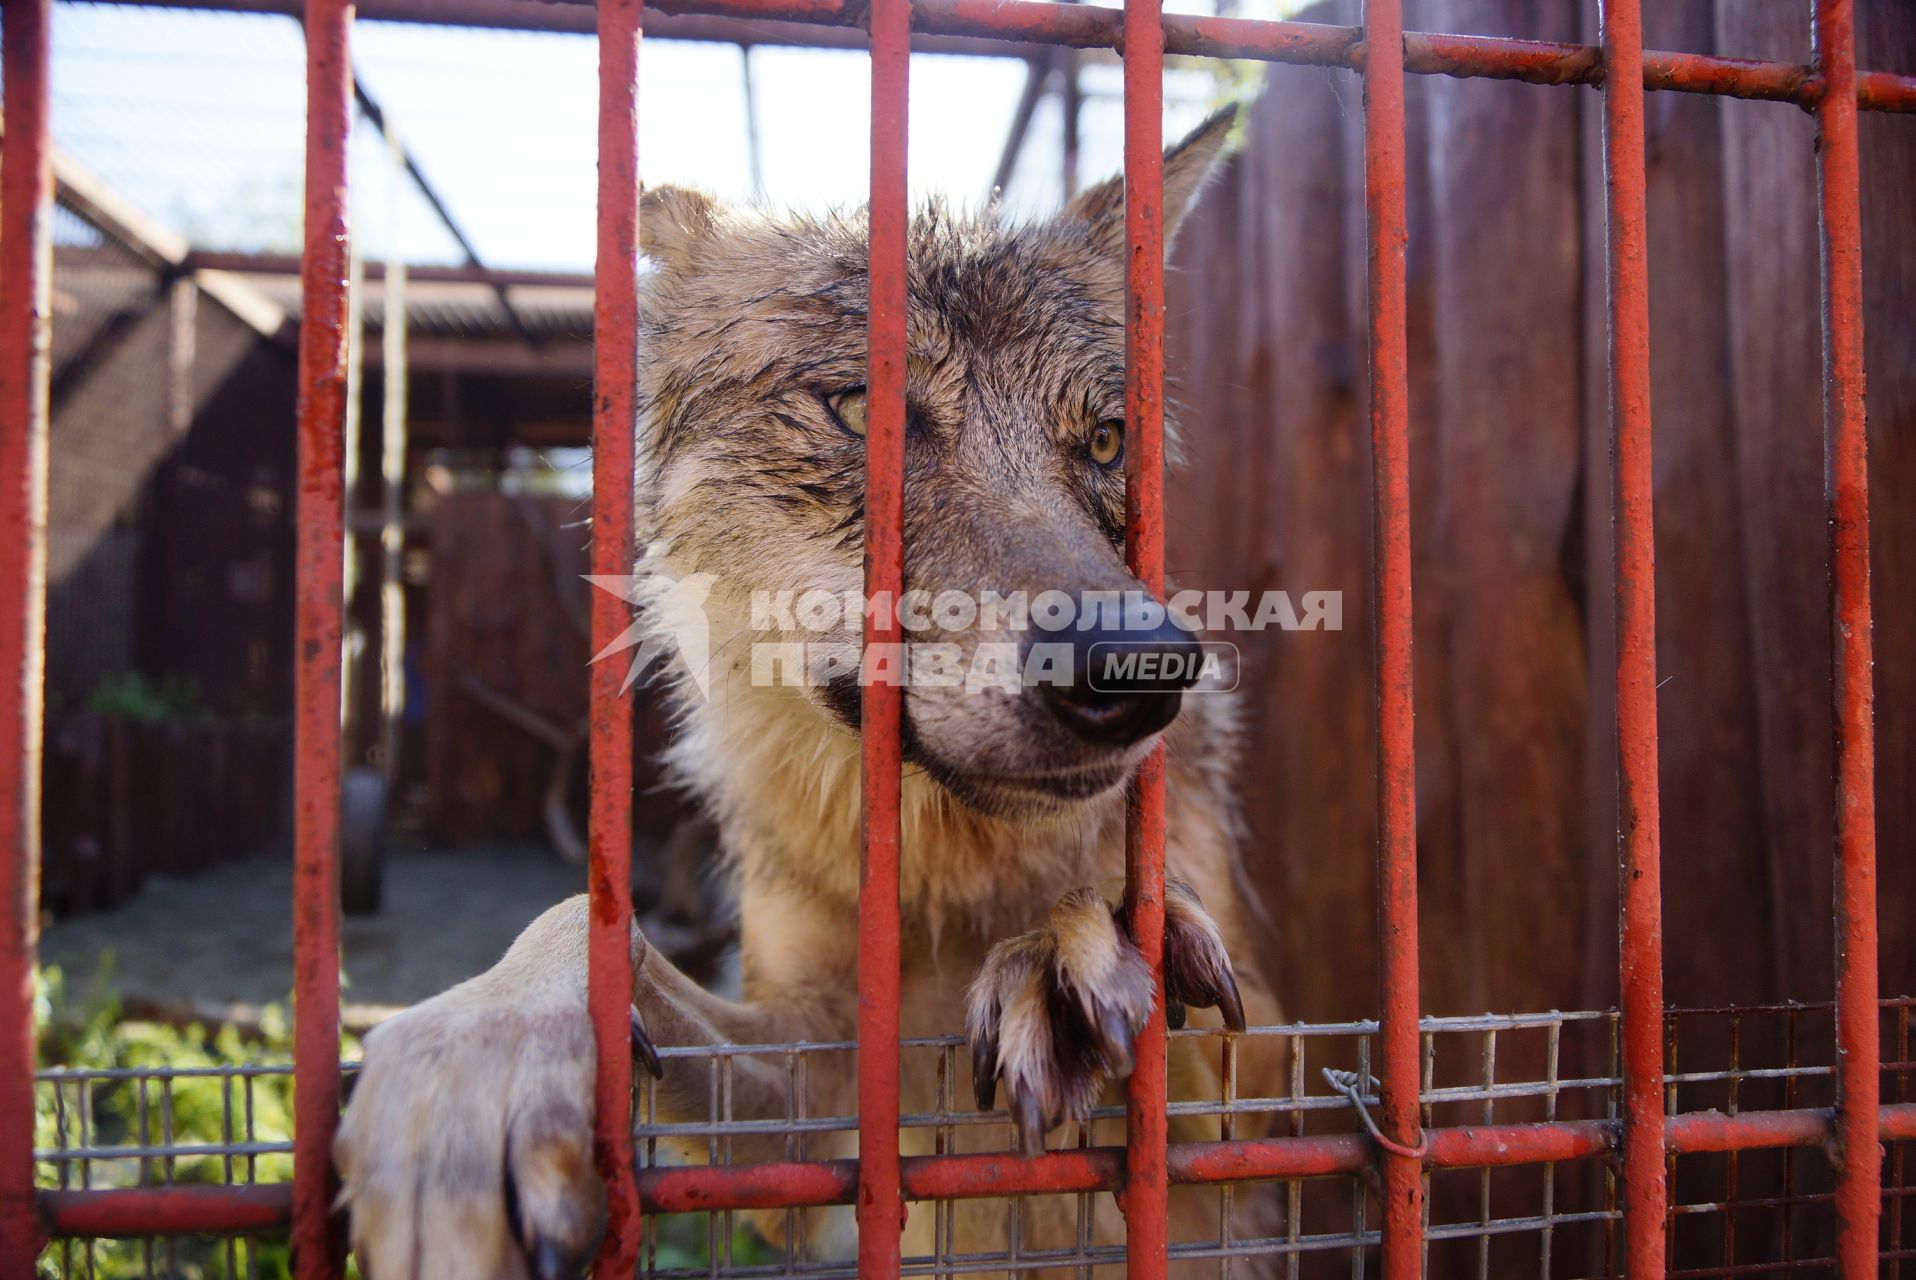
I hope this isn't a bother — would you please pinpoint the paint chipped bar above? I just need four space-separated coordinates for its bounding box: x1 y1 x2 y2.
589 0 648 1274
1119 0 1171 1272
1600 0 1670 1272
290 0 354 1274
1357 0 1425 1275
858 0 911 1272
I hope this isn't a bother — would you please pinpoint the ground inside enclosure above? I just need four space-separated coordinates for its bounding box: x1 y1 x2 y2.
39 842 584 1031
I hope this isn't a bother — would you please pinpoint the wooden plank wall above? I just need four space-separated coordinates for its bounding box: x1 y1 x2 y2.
421 491 692 859
1168 0 1914 1029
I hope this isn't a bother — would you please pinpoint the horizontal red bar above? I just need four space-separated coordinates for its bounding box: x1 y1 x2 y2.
107 0 1916 111
640 1158 856 1212
697 0 1916 112
1663 1107 1831 1155
640 1148 1123 1213
1168 1134 1372 1184
1858 68 1916 112
38 1186 295 1240
44 1103 1916 1237
1423 1120 1612 1168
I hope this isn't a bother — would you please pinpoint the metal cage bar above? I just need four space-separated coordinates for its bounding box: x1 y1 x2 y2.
1119 0 1170 1275
99 0 1916 112
590 0 646 1273
1812 0 1882 1275
31 1097 1916 1235
0 0 53 1271
1359 0 1425 1274
12 0 1916 1273
291 0 354 1275
1600 0 1669 1273
858 0 909 1269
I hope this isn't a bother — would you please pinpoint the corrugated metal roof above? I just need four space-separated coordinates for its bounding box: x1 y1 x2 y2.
236 274 592 339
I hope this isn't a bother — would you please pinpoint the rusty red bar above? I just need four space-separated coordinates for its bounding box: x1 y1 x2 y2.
0 0 53 1271
1601 0 1669 1275
1119 0 1169 1275
40 1187 297 1239
857 0 909 1270
1813 1 1881 1275
589 0 645 1273
1857 69 1916 113
1662 1109 1832 1156
1359 0 1425 1274
291 0 354 1275
129 0 1916 113
44 1100 1916 1236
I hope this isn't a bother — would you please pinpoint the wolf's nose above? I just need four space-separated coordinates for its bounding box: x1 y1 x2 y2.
1037 599 1201 746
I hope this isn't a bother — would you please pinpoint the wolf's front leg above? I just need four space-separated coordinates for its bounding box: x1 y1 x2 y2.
334 895 786 1280
965 880 1246 1154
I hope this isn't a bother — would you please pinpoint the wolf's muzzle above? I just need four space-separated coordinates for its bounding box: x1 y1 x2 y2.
1035 597 1201 746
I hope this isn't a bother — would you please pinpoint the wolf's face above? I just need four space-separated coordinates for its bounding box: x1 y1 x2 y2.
636 112 1232 819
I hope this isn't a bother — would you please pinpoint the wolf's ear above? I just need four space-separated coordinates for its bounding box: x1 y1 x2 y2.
641 185 721 277
1057 105 1236 260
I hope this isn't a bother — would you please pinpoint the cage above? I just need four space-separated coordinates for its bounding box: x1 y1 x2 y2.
1 0 1914 1277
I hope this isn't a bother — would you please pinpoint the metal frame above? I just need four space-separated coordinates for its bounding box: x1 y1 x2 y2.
4 0 1916 1276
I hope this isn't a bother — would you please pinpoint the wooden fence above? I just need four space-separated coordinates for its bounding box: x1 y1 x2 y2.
1168 0 1914 1027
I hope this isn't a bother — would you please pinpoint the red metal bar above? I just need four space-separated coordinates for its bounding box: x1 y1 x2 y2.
1420 1121 1609 1169
589 0 645 1274
1662 1109 1831 1156
0 0 53 1271
1857 69 1916 113
40 1187 297 1239
1813 2 1881 1275
121 0 1916 111
291 1 354 1275
1601 0 1669 1274
1359 0 1425 1274
857 0 909 1270
1119 0 1169 1274
43 1101 1916 1235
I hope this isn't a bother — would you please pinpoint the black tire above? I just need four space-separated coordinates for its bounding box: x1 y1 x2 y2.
341 766 387 916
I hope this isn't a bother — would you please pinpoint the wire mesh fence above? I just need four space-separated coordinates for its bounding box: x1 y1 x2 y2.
31 1000 1916 1277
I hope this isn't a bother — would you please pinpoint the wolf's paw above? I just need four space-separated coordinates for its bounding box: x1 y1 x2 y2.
965 881 1245 1154
335 983 660 1280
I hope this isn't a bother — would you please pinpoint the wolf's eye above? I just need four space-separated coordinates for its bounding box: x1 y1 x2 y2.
1088 420 1124 468
827 388 868 437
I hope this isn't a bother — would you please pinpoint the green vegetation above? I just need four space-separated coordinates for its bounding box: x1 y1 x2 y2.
33 964 773 1278
35 963 321 1279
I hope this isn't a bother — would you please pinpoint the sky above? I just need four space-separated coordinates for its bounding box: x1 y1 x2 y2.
40 0 1274 273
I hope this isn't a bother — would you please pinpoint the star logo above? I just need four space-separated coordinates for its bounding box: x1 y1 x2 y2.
582 564 719 698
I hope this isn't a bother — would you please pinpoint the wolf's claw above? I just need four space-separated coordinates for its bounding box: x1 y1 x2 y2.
527 1235 594 1280
1013 1089 1048 1156
1161 879 1247 1033
631 1005 663 1079
971 1019 1001 1111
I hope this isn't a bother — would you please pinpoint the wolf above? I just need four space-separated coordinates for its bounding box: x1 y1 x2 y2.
334 107 1290 1279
